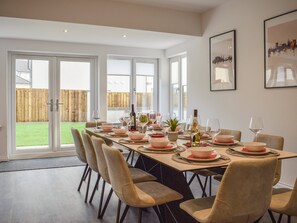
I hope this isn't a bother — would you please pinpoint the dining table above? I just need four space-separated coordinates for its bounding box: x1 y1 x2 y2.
86 127 297 223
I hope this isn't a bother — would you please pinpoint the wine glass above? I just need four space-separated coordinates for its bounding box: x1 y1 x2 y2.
249 116 263 141
149 111 156 124
138 113 148 133
206 118 221 142
92 110 101 129
121 109 130 127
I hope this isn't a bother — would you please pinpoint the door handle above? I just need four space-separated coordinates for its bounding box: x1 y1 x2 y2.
47 99 54 112
56 99 63 112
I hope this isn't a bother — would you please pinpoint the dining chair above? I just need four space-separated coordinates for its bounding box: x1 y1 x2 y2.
254 133 284 185
91 136 157 219
81 131 101 203
102 144 183 223
85 122 114 147
71 128 89 193
180 157 278 223
268 178 297 223
189 129 242 197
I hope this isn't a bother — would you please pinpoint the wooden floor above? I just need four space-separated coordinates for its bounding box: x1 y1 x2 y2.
0 166 295 223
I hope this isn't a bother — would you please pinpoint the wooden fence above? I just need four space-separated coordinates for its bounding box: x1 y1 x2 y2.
16 88 87 122
16 89 153 122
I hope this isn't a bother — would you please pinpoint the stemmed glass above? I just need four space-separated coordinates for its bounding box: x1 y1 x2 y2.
138 113 148 133
92 110 101 129
149 111 156 124
206 118 221 142
121 110 130 127
249 116 263 141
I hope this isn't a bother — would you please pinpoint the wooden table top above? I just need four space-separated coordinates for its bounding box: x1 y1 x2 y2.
86 128 297 172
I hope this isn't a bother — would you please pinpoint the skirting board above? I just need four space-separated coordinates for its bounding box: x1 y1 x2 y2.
275 181 293 189
0 156 9 161
8 150 77 160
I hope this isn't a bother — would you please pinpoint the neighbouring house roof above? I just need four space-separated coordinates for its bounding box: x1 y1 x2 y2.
16 75 30 84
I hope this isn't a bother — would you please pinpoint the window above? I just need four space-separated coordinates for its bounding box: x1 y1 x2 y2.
107 57 158 122
169 54 187 120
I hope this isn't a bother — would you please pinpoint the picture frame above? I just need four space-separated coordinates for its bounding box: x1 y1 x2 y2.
209 30 236 91
264 9 297 89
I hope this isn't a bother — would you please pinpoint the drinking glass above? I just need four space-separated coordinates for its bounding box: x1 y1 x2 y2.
249 116 263 141
138 113 148 133
121 110 130 127
149 111 156 124
206 118 221 141
92 110 101 129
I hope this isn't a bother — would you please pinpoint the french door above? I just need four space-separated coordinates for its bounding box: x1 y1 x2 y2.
12 54 95 157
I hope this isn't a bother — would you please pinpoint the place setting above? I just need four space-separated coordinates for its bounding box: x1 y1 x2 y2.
226 142 280 158
137 133 185 154
105 127 129 137
118 132 149 144
207 134 240 147
172 146 230 165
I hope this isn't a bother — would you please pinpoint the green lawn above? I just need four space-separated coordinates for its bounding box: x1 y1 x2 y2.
16 122 85 147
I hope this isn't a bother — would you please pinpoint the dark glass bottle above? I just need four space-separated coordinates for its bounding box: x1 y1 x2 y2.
129 104 137 131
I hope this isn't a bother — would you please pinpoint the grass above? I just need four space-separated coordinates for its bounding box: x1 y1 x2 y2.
16 122 85 147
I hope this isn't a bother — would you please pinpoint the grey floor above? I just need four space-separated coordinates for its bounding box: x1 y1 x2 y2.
0 166 296 223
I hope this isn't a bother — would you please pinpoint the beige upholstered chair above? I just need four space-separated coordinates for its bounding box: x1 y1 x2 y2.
102 144 183 223
190 129 242 197
85 122 114 147
81 131 101 203
180 157 277 223
85 121 106 128
91 136 156 219
269 178 297 223
254 133 284 185
71 128 89 193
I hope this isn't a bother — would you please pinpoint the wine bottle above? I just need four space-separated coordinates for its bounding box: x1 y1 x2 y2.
129 104 137 131
191 109 200 147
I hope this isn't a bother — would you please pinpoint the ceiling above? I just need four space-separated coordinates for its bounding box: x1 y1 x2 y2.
0 0 230 49
111 0 229 13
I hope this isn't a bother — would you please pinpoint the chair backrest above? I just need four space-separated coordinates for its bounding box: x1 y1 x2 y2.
91 136 110 183
81 131 98 172
71 128 87 163
102 144 148 206
219 129 241 141
208 158 277 223
284 178 297 216
85 121 106 128
254 133 284 185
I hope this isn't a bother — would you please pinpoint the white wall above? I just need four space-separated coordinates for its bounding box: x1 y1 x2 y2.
0 38 167 160
166 0 297 187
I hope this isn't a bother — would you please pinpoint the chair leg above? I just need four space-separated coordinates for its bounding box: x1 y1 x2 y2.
98 180 106 218
209 176 212 196
85 168 92 203
78 164 88 191
268 210 276 223
89 174 101 203
99 188 113 219
138 208 142 223
119 205 130 223
116 199 121 223
288 215 291 223
153 206 164 223
277 214 283 223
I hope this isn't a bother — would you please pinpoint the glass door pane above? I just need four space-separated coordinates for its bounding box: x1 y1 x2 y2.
15 58 51 149
170 60 180 119
58 60 92 148
135 61 156 113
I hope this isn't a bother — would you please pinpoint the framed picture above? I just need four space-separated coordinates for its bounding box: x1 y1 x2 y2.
209 30 236 91
264 9 297 88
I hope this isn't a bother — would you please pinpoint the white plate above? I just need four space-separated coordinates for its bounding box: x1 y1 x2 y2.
120 138 149 143
232 147 271 155
143 143 177 151
210 139 239 146
180 150 221 162
107 133 128 137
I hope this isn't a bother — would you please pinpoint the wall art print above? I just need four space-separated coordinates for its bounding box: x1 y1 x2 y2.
264 9 297 88
209 30 236 91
